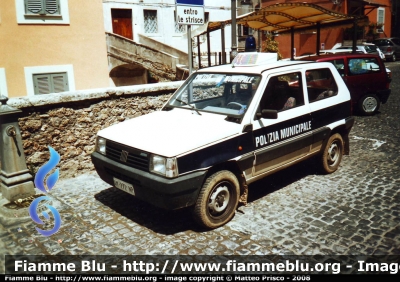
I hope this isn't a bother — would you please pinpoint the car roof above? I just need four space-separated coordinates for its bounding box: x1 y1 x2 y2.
195 59 313 74
297 53 381 61
374 37 399 41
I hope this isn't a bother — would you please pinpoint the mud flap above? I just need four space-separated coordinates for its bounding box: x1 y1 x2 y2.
238 174 248 206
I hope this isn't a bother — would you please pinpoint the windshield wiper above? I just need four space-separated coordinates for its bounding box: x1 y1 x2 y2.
176 98 202 115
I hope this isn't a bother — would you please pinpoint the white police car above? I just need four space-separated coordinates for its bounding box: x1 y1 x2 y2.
91 53 354 229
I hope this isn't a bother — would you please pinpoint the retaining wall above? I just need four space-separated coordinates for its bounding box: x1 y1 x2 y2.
6 82 183 179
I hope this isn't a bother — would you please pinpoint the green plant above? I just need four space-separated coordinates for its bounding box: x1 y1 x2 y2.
366 22 383 40
262 33 283 60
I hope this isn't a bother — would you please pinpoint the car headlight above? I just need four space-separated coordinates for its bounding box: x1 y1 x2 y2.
150 155 179 178
96 136 106 155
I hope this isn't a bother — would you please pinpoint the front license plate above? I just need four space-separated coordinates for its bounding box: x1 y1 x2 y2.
113 177 135 196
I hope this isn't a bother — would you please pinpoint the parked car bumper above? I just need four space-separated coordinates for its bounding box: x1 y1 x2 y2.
377 89 391 104
91 152 207 210
384 52 395 60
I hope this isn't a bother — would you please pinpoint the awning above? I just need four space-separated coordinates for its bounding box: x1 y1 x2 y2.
195 2 368 36
206 11 254 33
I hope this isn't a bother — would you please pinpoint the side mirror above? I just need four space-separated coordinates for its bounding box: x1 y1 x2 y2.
256 109 278 119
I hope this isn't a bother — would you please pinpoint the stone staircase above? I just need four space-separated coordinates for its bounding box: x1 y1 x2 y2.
106 32 190 83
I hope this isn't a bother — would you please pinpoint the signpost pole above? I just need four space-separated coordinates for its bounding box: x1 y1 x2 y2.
230 0 237 62
188 25 192 74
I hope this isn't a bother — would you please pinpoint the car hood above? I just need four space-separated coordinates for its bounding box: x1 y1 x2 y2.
97 109 241 157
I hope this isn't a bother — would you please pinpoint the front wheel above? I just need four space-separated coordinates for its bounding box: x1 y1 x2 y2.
358 94 380 116
321 133 344 174
193 170 240 229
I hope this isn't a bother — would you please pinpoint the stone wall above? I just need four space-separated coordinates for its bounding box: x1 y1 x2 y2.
6 82 183 179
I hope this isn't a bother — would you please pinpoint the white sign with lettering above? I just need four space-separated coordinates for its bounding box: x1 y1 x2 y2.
176 5 205 25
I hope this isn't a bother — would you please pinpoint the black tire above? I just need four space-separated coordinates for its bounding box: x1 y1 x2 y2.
358 94 380 116
391 53 396 62
321 133 344 174
193 170 240 229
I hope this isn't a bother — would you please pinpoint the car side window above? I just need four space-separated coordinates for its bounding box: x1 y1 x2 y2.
306 68 338 103
259 72 305 112
326 59 345 76
348 58 381 75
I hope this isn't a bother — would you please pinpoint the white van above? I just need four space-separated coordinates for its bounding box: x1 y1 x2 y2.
91 53 354 229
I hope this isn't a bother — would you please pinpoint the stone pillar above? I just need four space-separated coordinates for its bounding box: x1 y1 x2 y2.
0 95 35 202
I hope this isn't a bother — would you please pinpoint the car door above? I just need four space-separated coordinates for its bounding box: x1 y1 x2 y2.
392 38 400 56
304 67 347 152
343 56 386 102
250 71 312 178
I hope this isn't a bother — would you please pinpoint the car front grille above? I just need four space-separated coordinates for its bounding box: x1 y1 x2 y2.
106 140 149 172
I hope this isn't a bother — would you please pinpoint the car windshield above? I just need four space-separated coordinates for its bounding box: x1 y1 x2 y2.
166 73 261 118
364 45 377 52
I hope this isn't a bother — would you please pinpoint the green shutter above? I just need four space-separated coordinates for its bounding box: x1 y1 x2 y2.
33 74 51 94
52 73 68 93
45 0 59 15
33 72 68 95
25 0 60 15
26 0 43 14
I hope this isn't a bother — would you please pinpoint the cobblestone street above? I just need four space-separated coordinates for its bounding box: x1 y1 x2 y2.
1 62 399 273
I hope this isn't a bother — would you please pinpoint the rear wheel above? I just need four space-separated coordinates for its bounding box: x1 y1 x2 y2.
321 133 344 174
193 170 239 229
358 94 380 116
391 53 396 62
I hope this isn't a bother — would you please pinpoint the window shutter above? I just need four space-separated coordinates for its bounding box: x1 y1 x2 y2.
25 0 59 15
26 0 44 14
45 0 59 14
52 73 68 92
33 72 68 95
33 74 52 94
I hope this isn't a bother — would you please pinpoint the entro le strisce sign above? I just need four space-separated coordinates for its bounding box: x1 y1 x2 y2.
175 0 204 25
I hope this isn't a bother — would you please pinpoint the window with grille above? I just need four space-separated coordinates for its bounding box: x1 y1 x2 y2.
174 11 185 33
33 73 69 95
25 0 60 16
144 10 158 33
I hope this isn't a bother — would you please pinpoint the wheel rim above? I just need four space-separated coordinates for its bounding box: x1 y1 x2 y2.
208 183 231 217
327 141 340 167
362 96 378 113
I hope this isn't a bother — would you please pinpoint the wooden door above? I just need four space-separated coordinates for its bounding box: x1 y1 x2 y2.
111 9 133 40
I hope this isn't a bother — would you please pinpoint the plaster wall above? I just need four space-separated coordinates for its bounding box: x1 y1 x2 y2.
0 0 110 98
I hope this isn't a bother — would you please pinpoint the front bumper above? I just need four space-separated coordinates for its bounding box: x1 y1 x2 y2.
377 89 391 104
91 152 207 210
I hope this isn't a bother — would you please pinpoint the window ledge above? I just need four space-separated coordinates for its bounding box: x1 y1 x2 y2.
24 14 62 18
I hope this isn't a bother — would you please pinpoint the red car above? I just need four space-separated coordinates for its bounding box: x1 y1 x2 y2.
299 53 392 115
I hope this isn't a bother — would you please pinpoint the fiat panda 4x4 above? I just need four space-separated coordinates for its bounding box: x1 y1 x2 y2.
91 53 355 229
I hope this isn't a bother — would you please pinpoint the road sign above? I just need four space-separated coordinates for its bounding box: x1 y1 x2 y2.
176 0 204 5
176 0 204 26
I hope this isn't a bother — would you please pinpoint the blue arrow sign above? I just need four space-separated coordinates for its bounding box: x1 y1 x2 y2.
176 0 204 5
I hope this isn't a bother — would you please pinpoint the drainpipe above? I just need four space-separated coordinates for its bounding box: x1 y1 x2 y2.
0 96 35 202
